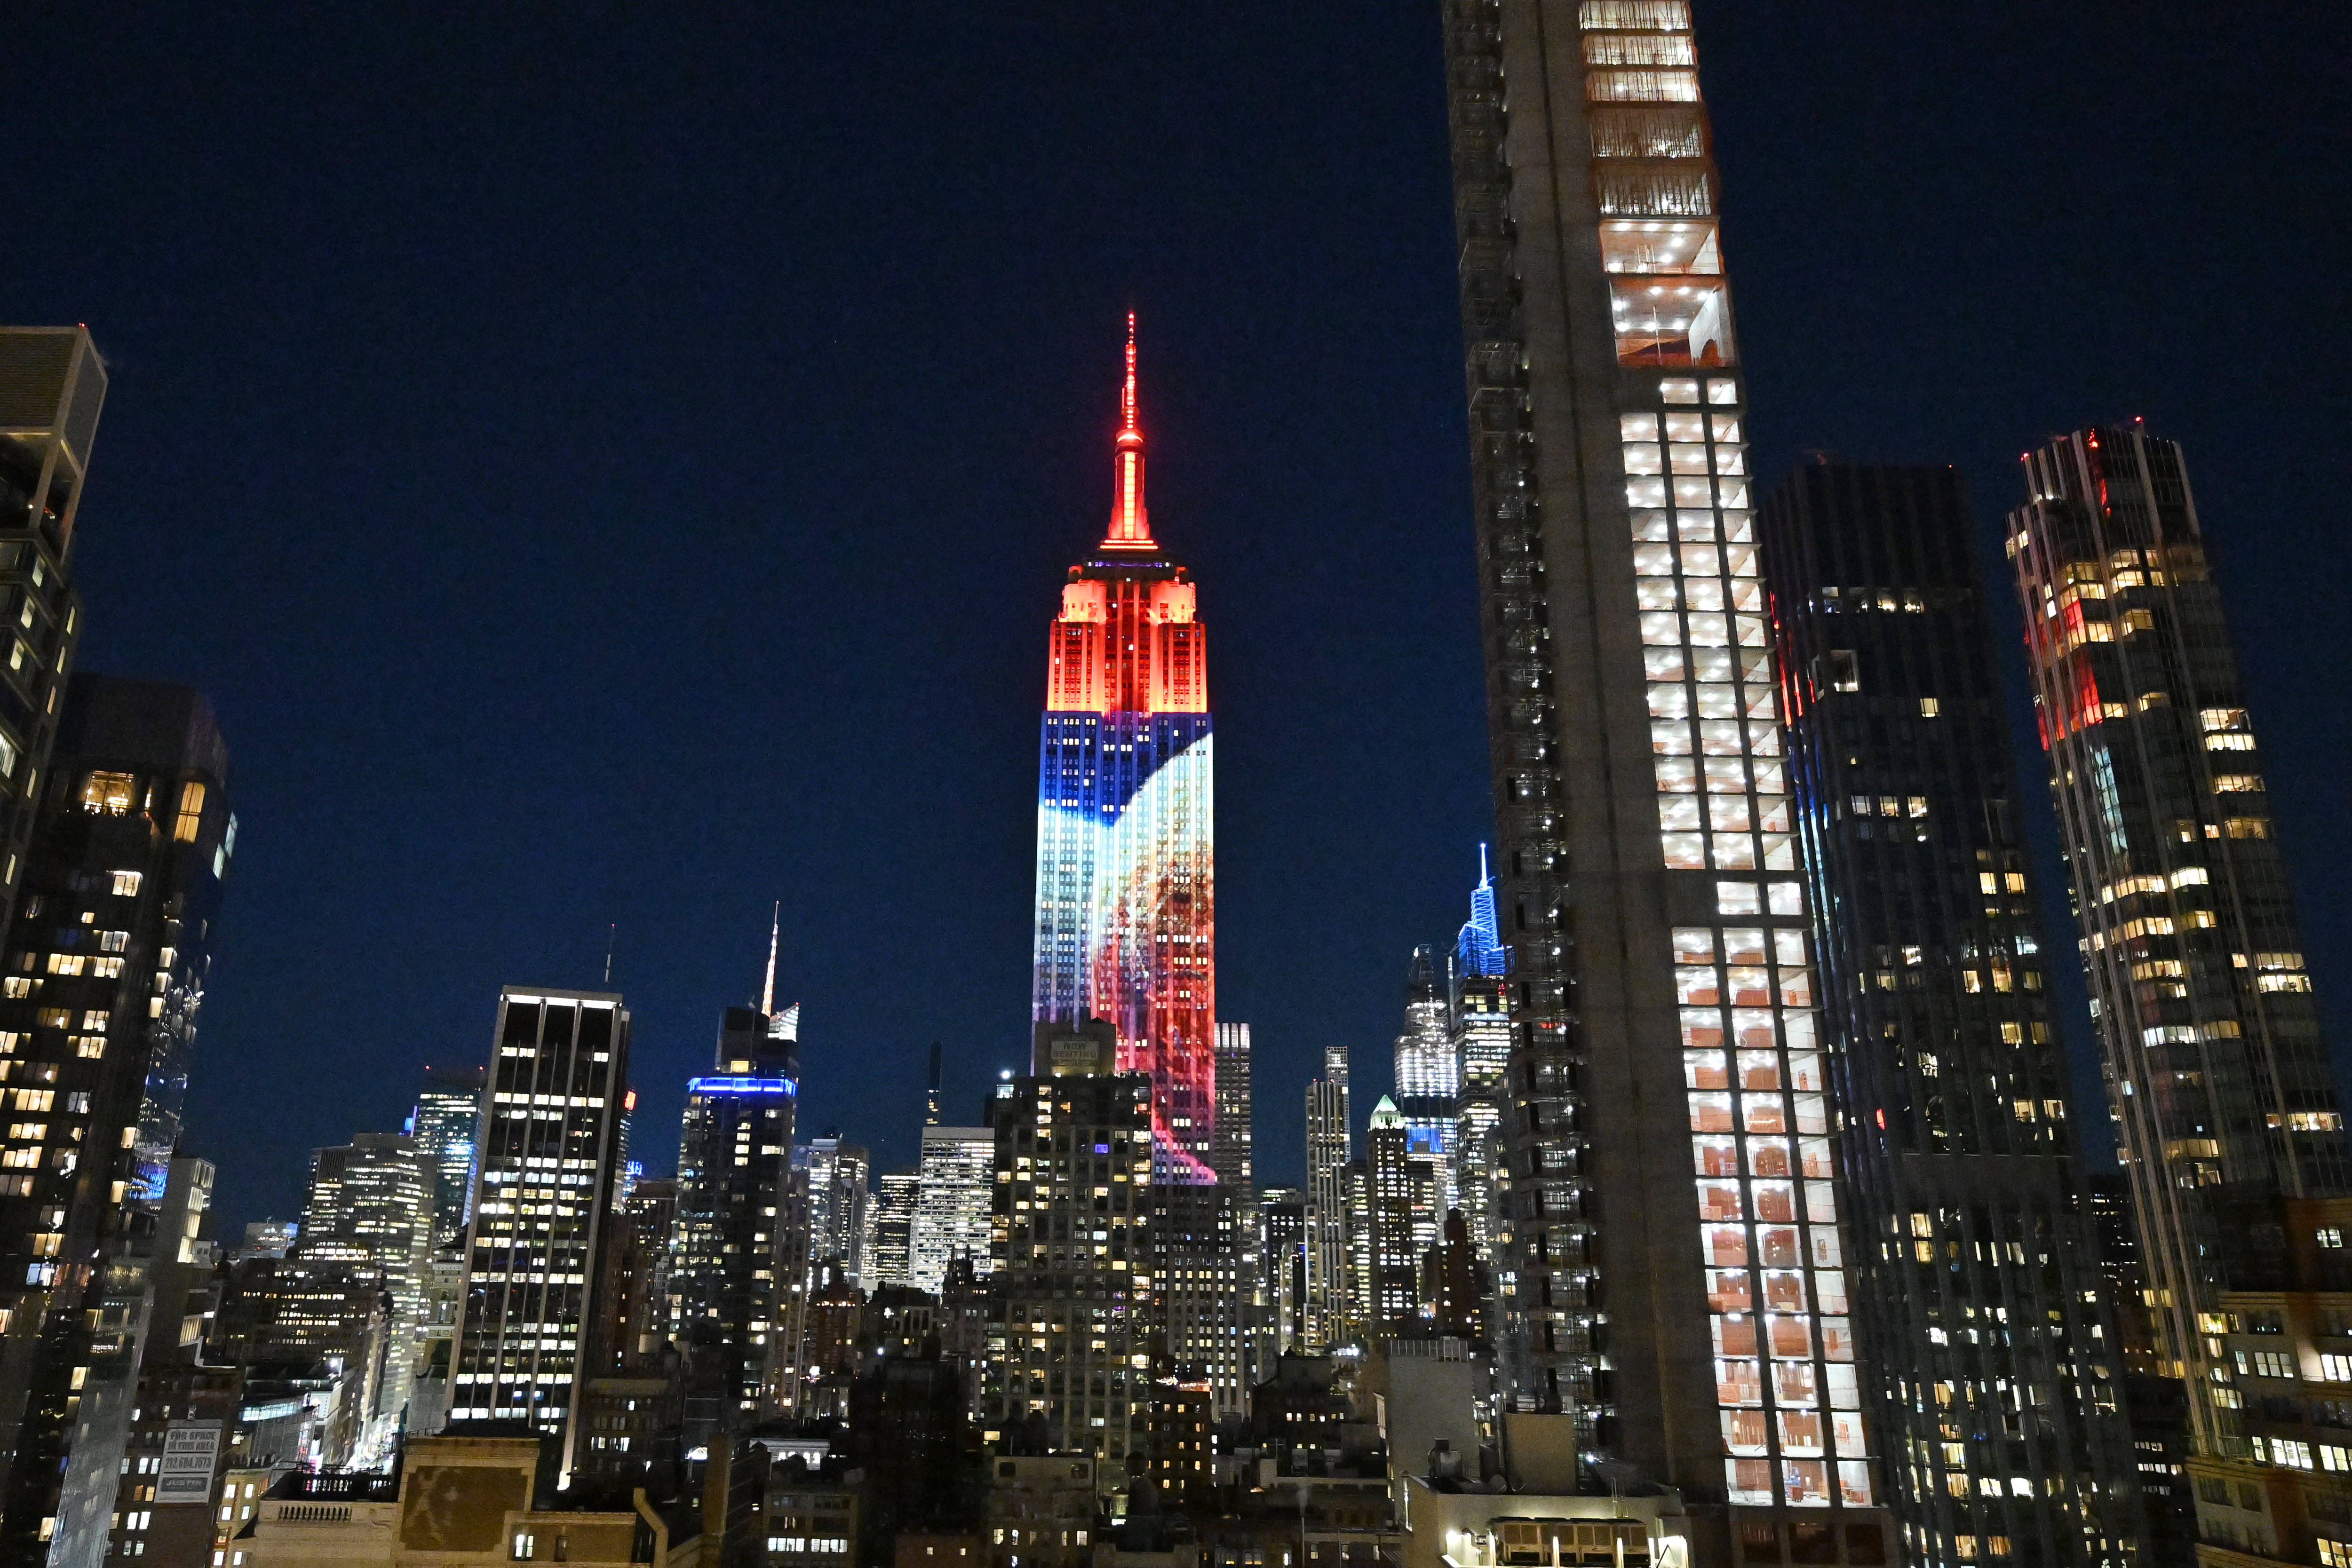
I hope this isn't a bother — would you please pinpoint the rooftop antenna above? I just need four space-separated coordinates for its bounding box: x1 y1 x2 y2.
759 902 780 1016
926 1042 944 1126
603 923 615 987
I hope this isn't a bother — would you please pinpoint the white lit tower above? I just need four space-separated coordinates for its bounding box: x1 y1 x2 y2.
1438 0 1891 1541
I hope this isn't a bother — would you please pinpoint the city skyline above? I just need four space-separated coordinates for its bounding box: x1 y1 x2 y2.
0 6 2340 1250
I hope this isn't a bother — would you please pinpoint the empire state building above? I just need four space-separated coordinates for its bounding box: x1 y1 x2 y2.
1030 317 1216 1184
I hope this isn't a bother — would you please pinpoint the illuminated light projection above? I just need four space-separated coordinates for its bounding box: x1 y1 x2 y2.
1031 316 1215 1184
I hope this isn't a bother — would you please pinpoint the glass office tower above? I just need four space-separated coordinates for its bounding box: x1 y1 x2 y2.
2006 428 2347 1495
1759 461 2139 1565
1030 319 1215 1184
1437 1 1890 1553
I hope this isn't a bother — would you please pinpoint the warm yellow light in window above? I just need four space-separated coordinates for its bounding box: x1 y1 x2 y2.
171 781 207 843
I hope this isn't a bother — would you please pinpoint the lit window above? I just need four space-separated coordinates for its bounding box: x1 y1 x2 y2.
80 773 135 816
1919 697 1939 717
173 783 205 844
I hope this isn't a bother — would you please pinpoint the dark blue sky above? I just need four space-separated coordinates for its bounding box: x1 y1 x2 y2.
3 4 2344 1235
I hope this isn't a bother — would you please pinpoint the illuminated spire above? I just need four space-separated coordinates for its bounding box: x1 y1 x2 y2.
1103 312 1153 548
759 902 779 1017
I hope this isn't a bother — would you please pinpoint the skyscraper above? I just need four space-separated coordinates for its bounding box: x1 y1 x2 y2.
1758 461 2138 1563
2006 428 2347 1483
909 1124 994 1297
300 1132 434 1426
410 1064 485 1250
669 1004 799 1448
872 1171 919 1290
799 1135 871 1285
1366 1097 1436 1331
1437 1 1890 1545
983 1018 1154 1458
1455 844 1505 980
0 327 104 953
1392 948 1458 1215
1304 1045 1352 1350
1212 1021 1252 1191
0 676 230 1568
449 986 631 1481
1030 318 1216 1185
1450 854 1513 1267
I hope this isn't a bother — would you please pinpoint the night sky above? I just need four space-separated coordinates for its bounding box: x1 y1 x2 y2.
3 4 2344 1238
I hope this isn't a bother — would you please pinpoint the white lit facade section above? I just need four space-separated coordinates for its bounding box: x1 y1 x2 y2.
1589 2 1871 1512
1450 972 1512 1266
909 1125 995 1296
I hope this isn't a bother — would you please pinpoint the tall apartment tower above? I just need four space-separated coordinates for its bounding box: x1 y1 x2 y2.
1212 1022 1253 1191
0 328 104 950
1393 948 1459 1211
1437 1 1891 1546
2006 430 2348 1462
300 1133 434 1424
411 1065 485 1249
1758 462 2140 1563
983 1019 1154 1458
1030 318 1216 1185
0 677 230 1568
449 987 631 1482
669 1004 800 1447
1304 1044 1352 1350
909 1124 994 1296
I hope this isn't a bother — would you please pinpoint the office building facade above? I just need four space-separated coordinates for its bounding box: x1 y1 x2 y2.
1304 1044 1352 1351
1437 1 1890 1548
0 676 230 1568
909 1125 994 1296
1213 1021 1252 1191
410 1065 485 1250
448 987 631 1481
1367 1097 1438 1332
2007 427 2348 1537
299 1132 433 1424
800 1136 870 1284
1393 948 1459 1212
872 1171 919 1290
1029 319 1216 1185
670 1004 800 1445
1759 461 2139 1563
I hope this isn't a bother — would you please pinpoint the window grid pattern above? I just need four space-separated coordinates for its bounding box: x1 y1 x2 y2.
1627 369 1868 1512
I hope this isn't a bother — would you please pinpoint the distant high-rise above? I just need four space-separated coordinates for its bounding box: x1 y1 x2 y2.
1212 1022 1252 1191
0 676 230 1568
300 1132 434 1425
909 1124 994 1297
2007 428 2347 1469
1391 949 1458 1214
982 1018 1154 1458
872 1172 919 1290
1366 1097 1437 1331
1029 318 1216 1185
799 1135 870 1285
449 987 631 1481
1438 0 1890 1539
1303 1044 1352 1350
410 1065 485 1250
1255 1188 1308 1374
1150 1185 1246 1416
1449 908 1512 1269
669 1003 799 1448
1759 461 2139 1562
1454 844 1505 980
0 327 104 952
